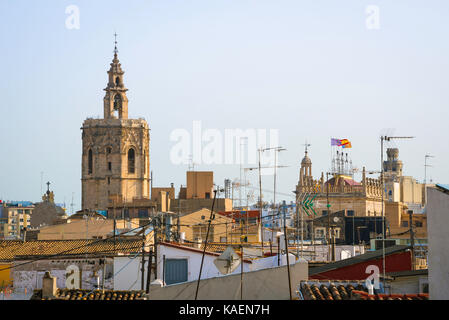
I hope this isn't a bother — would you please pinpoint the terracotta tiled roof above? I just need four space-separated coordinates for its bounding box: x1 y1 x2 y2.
298 280 368 300
200 242 229 253
297 280 429 300
159 242 252 263
350 290 429 301
31 289 146 300
218 210 261 220
0 239 144 262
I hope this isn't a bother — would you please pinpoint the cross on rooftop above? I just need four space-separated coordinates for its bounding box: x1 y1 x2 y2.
114 32 118 54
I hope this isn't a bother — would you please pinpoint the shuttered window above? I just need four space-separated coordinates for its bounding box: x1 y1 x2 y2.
164 259 188 285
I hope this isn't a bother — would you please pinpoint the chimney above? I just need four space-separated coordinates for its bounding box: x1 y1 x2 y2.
42 271 57 299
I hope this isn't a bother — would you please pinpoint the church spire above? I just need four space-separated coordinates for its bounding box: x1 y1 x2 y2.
103 33 129 119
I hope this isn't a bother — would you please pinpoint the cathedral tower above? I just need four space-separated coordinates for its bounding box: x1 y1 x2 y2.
81 39 150 211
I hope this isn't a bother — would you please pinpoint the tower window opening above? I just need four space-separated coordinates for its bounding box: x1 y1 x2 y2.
128 148 135 174
113 94 122 111
88 149 93 174
115 77 120 86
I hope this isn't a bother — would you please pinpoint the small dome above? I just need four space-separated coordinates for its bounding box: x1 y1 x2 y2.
301 152 312 165
387 148 399 159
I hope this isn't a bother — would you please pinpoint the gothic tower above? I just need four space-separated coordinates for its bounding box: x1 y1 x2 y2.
81 40 150 211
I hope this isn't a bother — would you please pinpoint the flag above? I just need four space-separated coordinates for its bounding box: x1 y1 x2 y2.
331 138 352 148
331 138 341 146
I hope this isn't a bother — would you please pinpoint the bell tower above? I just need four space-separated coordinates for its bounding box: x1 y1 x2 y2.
104 33 129 119
299 148 312 186
81 36 150 212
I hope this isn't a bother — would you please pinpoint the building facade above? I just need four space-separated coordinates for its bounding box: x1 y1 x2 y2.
295 150 384 220
81 46 150 211
0 201 34 239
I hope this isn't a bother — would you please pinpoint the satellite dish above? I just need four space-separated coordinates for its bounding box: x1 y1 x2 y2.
333 217 340 223
214 246 241 275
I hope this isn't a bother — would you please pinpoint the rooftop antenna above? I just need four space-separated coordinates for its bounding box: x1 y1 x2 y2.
40 172 44 196
188 154 195 171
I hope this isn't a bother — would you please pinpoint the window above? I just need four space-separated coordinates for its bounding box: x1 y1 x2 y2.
164 259 188 285
115 77 120 86
220 237 227 243
401 221 408 227
322 210 328 216
193 226 214 242
88 149 93 174
106 147 112 154
347 210 354 217
205 192 210 199
138 209 148 218
415 221 423 227
128 148 135 174
315 227 326 239
334 228 341 239
107 177 110 185
108 162 112 171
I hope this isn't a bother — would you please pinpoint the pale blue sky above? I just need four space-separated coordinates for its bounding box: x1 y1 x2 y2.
0 0 448 212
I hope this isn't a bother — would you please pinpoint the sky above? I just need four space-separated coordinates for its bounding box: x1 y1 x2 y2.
0 0 448 213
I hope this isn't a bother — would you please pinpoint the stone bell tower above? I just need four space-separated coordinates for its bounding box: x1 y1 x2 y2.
81 36 150 211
